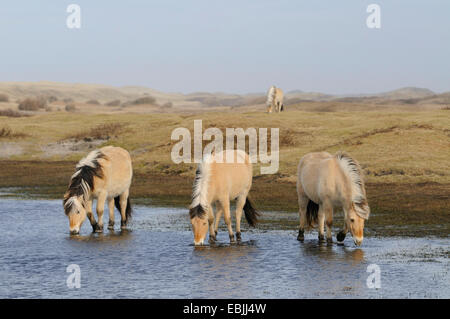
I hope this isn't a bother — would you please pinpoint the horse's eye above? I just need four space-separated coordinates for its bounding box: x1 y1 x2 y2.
203 222 207 226
350 218 355 223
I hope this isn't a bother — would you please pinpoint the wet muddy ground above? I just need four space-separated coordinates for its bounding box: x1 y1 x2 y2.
0 198 448 298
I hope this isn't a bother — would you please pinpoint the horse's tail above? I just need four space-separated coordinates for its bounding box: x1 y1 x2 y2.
114 196 132 220
243 197 259 227
63 150 106 215
306 200 319 228
189 160 210 219
266 85 276 105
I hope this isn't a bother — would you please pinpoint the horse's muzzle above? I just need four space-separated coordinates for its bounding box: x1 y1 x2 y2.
354 239 362 246
70 230 79 235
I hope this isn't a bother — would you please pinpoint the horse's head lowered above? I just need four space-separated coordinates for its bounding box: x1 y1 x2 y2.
63 195 87 235
344 200 370 246
189 205 208 245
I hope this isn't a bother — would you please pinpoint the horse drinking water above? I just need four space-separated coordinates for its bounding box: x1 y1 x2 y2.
189 149 259 246
63 146 133 235
296 152 370 246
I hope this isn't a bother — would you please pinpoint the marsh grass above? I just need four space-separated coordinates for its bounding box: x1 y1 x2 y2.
0 126 28 138
64 123 129 141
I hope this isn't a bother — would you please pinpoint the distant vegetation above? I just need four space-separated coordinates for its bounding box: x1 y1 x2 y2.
65 123 127 141
65 104 77 112
130 96 156 105
0 109 28 118
86 99 100 105
106 99 121 106
46 96 58 103
18 97 47 111
0 94 9 102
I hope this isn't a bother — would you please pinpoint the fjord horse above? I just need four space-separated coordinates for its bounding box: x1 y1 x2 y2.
189 149 259 246
63 146 133 234
266 85 284 113
296 152 370 246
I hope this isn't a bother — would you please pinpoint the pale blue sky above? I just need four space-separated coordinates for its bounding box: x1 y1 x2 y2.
0 1 449 94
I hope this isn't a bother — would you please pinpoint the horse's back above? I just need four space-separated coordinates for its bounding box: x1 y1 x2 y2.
95 146 132 196
208 150 252 200
298 152 351 205
297 152 334 203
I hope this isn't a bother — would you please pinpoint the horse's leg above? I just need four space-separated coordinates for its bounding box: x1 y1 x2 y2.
317 204 327 242
214 203 223 237
107 197 115 230
95 192 107 233
337 209 348 243
297 196 308 241
208 205 216 243
296 180 308 241
326 207 334 243
267 105 272 113
221 198 235 243
234 194 246 242
86 199 98 232
119 190 129 229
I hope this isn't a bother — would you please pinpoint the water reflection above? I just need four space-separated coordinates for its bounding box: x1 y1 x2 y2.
299 240 365 265
190 241 257 298
67 229 133 243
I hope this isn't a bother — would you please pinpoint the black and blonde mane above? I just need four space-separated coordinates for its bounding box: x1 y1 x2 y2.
63 150 106 215
335 151 370 219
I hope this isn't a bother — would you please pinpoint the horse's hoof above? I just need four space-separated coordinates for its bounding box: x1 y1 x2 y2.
327 237 333 244
229 234 236 243
95 225 103 233
337 231 346 242
209 235 216 244
236 232 242 242
297 230 304 241
318 235 325 242
107 223 114 230
214 231 218 237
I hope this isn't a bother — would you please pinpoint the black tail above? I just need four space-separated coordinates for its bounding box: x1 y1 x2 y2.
243 198 260 227
114 196 132 221
306 200 319 227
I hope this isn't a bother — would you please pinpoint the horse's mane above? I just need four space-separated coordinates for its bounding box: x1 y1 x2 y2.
335 152 370 219
63 150 106 215
189 155 211 219
266 85 276 105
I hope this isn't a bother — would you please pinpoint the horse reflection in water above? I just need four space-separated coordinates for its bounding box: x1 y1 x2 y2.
67 229 133 243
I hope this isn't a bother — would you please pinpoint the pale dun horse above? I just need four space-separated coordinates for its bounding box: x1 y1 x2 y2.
266 85 284 113
63 146 133 235
189 149 259 246
296 152 370 246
